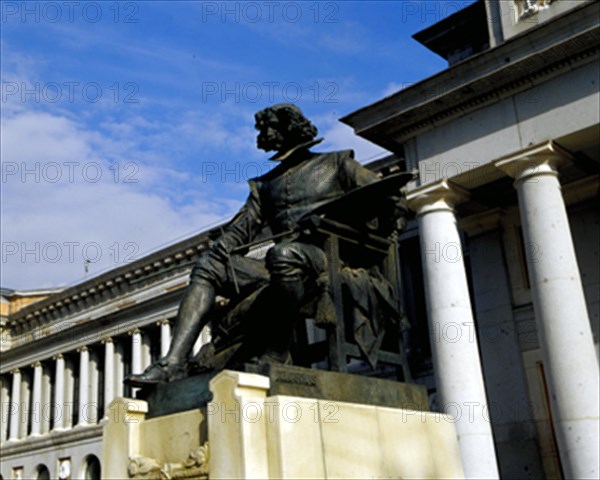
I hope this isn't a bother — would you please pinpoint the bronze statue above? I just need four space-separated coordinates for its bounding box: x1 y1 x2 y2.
126 104 409 387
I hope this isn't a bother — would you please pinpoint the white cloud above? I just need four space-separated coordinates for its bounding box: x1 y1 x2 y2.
1 109 244 290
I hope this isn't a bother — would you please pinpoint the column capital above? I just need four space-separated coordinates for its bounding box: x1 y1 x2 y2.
52 353 64 361
101 337 114 344
10 368 20 375
406 179 469 216
77 345 89 353
128 328 142 336
156 319 171 327
494 140 573 184
31 361 42 368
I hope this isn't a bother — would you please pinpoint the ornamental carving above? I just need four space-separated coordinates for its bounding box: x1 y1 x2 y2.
128 442 209 479
515 0 557 20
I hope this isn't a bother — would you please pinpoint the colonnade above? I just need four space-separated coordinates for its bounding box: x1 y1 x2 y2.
0 319 211 443
407 141 599 479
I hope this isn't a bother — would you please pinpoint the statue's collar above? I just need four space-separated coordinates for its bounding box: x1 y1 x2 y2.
269 138 324 161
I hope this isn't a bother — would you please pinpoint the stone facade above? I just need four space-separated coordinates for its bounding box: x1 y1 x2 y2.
342 1 599 478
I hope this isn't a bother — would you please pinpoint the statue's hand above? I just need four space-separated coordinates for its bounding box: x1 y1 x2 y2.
210 237 234 261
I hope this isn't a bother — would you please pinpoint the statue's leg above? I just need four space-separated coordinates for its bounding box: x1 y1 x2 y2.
265 275 305 363
125 252 269 386
166 279 215 364
263 242 326 363
124 279 215 386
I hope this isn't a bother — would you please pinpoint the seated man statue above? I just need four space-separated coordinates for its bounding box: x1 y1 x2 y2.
126 103 405 386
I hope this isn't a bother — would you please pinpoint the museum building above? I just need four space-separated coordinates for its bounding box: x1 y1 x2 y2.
1 1 598 479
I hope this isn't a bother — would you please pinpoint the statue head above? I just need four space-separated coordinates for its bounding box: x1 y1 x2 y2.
254 103 318 154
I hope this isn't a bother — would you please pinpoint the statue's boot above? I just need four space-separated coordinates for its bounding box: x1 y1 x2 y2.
125 358 187 387
125 280 215 386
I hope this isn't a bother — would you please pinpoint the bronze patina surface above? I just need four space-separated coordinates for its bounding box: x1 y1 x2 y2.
127 104 417 412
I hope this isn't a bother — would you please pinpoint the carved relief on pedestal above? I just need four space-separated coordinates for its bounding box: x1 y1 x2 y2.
128 442 209 479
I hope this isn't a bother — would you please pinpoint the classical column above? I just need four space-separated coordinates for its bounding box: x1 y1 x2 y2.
193 325 211 355
52 354 65 431
1 376 9 442
64 358 75 429
103 338 115 418
495 141 599 479
142 332 152 371
18 370 31 439
114 341 125 398
41 365 51 434
8 369 21 441
407 180 499 479
158 320 171 357
130 329 143 396
77 346 90 426
88 350 99 424
30 362 43 436
192 333 204 356
130 329 143 375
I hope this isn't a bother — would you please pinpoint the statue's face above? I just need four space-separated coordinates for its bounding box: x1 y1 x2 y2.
255 110 286 152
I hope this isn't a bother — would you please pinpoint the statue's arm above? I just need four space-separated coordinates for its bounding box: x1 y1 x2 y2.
210 181 263 258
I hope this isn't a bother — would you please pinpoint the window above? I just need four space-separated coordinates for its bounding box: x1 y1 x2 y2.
82 455 101 480
34 465 50 480
58 458 71 480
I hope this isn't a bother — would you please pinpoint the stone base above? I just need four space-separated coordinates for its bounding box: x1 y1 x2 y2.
138 371 215 419
246 362 429 410
140 364 428 418
102 398 206 479
103 370 464 479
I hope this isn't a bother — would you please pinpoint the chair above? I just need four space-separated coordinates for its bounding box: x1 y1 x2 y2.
291 214 412 382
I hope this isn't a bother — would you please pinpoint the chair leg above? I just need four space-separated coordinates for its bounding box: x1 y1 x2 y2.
325 235 347 373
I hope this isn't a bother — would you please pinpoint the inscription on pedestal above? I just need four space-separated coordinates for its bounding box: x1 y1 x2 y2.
247 363 429 410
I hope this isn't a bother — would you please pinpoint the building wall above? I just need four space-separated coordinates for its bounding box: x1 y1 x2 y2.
1 430 102 480
467 226 545 479
413 60 599 186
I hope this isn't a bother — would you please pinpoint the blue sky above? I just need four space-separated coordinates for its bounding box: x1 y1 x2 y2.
1 0 476 290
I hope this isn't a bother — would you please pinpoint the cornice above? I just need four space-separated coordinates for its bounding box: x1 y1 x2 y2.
341 1 600 150
0 298 179 374
7 227 216 333
1 290 181 372
0 424 103 456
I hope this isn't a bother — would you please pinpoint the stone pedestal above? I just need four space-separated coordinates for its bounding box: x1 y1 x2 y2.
102 397 205 480
103 370 464 479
